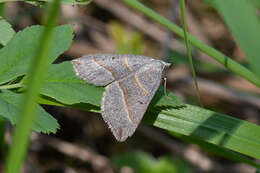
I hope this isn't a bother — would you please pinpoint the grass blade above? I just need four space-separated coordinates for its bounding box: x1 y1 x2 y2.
179 0 202 105
5 0 60 172
144 104 260 160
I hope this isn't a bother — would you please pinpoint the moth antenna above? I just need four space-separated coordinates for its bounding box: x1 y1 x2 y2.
163 77 173 100
163 77 167 96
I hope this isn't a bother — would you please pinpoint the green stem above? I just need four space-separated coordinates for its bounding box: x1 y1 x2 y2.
0 83 22 90
5 0 60 172
121 0 260 88
179 0 202 106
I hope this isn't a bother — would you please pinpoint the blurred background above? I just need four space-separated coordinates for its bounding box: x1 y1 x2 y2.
4 0 260 172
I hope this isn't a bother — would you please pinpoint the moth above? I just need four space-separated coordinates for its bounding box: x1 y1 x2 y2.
71 54 170 142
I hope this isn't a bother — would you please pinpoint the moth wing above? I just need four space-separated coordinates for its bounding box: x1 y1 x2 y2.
71 54 153 86
101 61 164 141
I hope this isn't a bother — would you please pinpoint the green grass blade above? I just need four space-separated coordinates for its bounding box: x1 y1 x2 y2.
179 0 202 106
5 0 60 172
214 0 260 77
143 104 260 160
121 0 260 88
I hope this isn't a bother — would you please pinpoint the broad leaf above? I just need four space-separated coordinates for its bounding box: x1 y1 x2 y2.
41 61 103 106
0 25 73 84
0 90 59 133
0 18 15 46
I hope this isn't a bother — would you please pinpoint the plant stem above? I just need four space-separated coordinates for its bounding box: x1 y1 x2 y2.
121 0 260 88
5 0 60 172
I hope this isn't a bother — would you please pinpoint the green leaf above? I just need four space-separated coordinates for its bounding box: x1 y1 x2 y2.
41 61 104 106
0 17 15 46
144 104 260 160
214 0 260 77
0 90 59 133
38 61 183 108
149 86 184 108
0 24 73 85
38 95 101 113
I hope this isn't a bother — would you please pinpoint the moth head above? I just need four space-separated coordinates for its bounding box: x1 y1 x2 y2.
160 61 171 79
161 61 171 68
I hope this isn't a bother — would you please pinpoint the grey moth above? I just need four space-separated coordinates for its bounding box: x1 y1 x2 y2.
72 54 170 142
